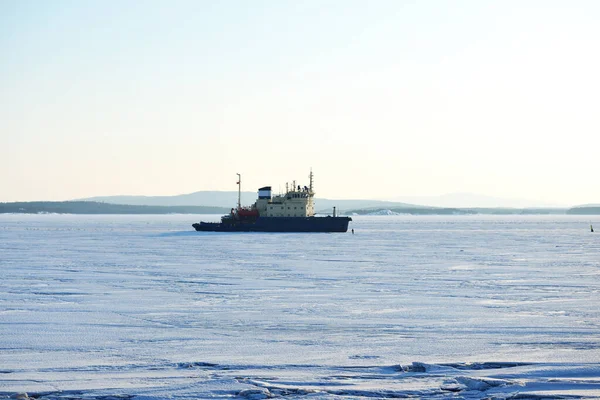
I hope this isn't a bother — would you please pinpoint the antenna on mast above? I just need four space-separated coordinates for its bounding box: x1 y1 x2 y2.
309 168 314 194
236 173 241 210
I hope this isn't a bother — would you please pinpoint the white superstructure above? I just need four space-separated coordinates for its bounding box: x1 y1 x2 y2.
254 170 316 218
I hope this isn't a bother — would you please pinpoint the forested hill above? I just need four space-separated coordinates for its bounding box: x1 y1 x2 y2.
0 201 229 214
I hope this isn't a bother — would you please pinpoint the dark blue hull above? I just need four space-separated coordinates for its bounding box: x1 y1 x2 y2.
193 216 352 232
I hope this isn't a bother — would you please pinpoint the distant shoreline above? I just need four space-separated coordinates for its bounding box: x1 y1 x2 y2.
346 207 570 216
0 201 229 215
2 201 599 215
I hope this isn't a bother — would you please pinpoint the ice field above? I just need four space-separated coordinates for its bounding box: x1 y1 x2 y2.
1 214 600 399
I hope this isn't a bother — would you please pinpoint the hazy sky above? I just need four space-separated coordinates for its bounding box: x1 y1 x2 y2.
2 0 599 205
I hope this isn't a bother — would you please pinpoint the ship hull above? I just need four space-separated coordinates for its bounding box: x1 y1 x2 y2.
192 216 352 232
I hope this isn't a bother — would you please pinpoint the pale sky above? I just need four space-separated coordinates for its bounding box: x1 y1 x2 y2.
2 0 599 205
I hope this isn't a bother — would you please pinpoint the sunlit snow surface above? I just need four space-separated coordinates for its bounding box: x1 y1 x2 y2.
1 214 600 399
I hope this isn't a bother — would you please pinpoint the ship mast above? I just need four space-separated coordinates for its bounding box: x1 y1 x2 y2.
236 173 241 210
309 169 314 194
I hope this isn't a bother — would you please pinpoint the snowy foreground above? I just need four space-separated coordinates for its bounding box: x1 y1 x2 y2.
1 214 599 399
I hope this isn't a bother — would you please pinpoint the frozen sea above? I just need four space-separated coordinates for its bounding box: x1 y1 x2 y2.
1 214 600 399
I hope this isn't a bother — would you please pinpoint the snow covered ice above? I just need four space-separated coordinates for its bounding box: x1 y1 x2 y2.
1 214 600 399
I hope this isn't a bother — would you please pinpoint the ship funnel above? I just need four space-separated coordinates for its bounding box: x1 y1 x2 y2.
258 186 272 199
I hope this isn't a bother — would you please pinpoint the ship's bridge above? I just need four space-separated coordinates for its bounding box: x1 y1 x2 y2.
258 186 272 199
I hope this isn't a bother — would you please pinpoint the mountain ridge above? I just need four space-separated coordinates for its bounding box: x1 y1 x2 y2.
80 190 571 209
78 191 425 213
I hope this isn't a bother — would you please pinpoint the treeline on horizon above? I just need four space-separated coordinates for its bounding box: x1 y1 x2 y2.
0 201 229 215
1 201 599 215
